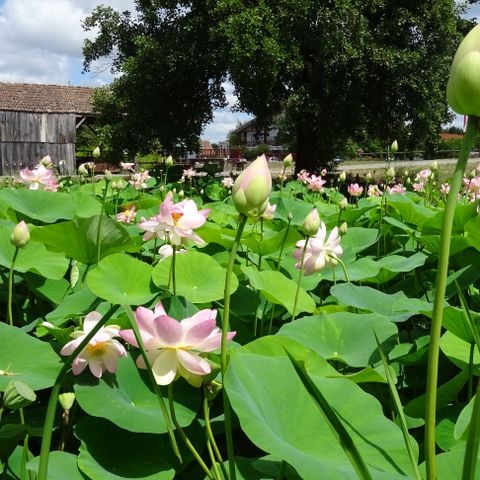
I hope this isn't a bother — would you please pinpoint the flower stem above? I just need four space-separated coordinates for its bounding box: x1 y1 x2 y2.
122 304 181 462
96 180 109 264
291 236 309 322
424 115 480 480
276 218 292 270
167 385 214 480
7 247 19 326
222 213 248 480
37 305 119 480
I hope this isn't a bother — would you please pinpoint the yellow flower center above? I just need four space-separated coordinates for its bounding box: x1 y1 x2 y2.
171 212 183 224
86 342 108 357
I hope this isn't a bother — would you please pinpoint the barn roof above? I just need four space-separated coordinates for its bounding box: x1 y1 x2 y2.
0 82 95 115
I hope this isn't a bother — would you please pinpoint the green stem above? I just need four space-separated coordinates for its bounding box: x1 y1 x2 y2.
425 116 480 480
222 213 248 480
7 247 19 326
291 236 309 323
203 392 229 480
122 304 181 461
171 245 177 296
96 181 109 264
276 218 292 270
37 305 119 480
336 258 351 283
167 385 214 480
462 380 480 480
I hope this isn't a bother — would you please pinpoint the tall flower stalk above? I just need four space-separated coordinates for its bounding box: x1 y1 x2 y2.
424 116 480 478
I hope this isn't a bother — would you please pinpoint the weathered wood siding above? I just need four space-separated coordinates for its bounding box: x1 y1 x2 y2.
0 111 77 175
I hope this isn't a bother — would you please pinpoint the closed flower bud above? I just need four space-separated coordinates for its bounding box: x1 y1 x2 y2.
104 169 113 181
232 154 272 217
339 222 348 235
431 160 438 171
165 155 174 167
366 172 373 181
338 171 347 182
178 189 185 198
92 146 101 158
283 153 293 167
3 381 36 410
387 167 395 178
390 140 398 153
10 221 30 248
447 24 480 115
339 198 348 210
302 208 320 236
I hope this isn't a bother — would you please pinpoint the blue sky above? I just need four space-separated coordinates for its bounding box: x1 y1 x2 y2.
0 0 477 140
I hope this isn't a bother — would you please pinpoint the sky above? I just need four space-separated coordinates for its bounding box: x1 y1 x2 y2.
0 1 478 140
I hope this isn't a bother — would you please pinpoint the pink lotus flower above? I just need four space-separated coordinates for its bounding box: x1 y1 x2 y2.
120 304 235 387
296 169 310 183
306 174 326 193
60 312 127 378
19 164 58 191
120 162 135 171
387 184 406 195
138 192 210 246
116 205 137 224
293 222 343 275
129 170 151 190
367 184 383 197
222 177 234 189
347 183 364 197
261 201 277 220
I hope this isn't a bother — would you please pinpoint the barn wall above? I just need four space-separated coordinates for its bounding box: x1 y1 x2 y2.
0 111 77 176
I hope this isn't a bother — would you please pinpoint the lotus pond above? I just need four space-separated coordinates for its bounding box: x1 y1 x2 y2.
1 153 480 480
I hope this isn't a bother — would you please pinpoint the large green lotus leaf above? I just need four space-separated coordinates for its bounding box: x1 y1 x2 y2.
0 189 76 222
45 288 100 326
242 266 315 315
152 251 238 303
440 331 480 370
31 216 138 265
70 191 102 218
335 204 376 225
243 227 301 256
74 355 200 433
417 234 470 256
340 227 379 255
465 214 480 252
371 252 428 283
331 283 432 322
87 253 156 305
0 323 62 391
272 196 314 226
423 203 477 235
320 257 380 282
24 275 70 305
278 312 397 367
28 451 84 480
225 336 416 480
441 306 480 344
75 417 175 479
0 226 68 279
387 195 436 226
420 449 480 480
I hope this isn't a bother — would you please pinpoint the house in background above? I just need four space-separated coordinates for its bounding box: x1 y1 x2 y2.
230 118 280 148
0 83 95 175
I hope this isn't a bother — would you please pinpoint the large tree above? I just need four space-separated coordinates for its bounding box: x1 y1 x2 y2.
83 0 469 170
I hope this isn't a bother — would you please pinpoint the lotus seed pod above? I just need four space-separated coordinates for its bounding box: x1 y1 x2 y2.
447 24 480 115
58 392 75 411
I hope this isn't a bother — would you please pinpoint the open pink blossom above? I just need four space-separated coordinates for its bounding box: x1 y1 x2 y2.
120 162 135 171
120 304 235 387
367 184 383 197
222 177 234 189
306 174 326 193
387 184 406 195
129 170 151 190
138 192 210 245
116 205 137 224
19 164 58 191
294 222 343 275
296 169 310 183
347 183 364 197
60 312 127 378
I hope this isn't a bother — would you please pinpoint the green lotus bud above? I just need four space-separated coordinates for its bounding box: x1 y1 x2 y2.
232 155 272 217
339 222 348 235
390 140 398 153
338 171 346 182
302 208 320 236
3 381 36 410
10 221 30 248
165 155 174 167
92 146 101 158
387 167 395 178
283 153 293 167
339 198 348 210
431 160 438 171
447 24 480 115
58 392 75 411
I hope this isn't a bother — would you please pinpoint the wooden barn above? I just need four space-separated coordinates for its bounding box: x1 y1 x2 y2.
0 83 95 175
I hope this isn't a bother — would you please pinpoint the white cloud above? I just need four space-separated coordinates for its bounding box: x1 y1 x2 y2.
0 0 247 142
